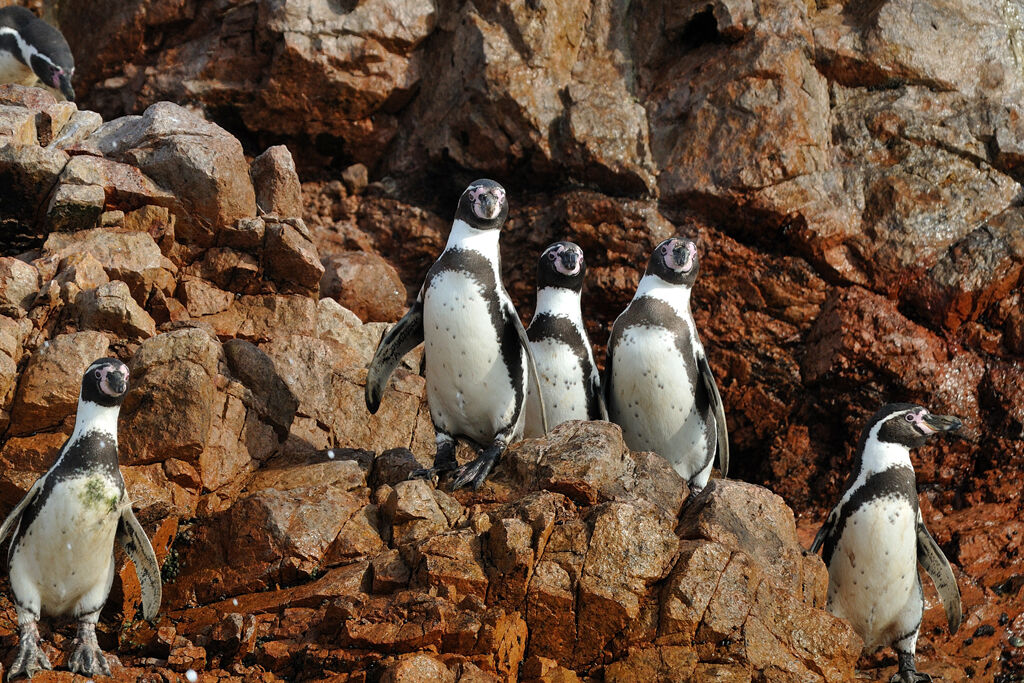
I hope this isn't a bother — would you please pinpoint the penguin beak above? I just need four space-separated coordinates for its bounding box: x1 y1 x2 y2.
58 72 75 101
559 250 579 273
108 371 127 395
921 413 962 435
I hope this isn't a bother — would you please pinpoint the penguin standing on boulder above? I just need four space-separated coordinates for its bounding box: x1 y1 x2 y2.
811 403 963 683
523 241 606 436
604 237 728 494
1 358 161 679
365 179 547 491
0 7 75 100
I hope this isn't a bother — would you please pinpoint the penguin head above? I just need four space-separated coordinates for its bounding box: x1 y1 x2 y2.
456 179 508 229
18 12 75 101
870 403 962 449
647 237 699 286
81 358 130 407
537 241 585 292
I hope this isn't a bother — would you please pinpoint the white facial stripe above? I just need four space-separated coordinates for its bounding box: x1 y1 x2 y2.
0 27 59 73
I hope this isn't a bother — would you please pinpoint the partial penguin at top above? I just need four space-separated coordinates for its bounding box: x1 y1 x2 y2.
524 241 606 436
811 403 963 683
605 236 728 494
0 7 75 101
365 179 547 491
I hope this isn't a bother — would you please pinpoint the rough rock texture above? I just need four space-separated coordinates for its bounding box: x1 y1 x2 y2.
0 0 1022 680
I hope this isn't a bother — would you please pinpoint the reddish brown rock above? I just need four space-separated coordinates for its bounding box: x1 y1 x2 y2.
8 331 110 435
263 221 324 294
120 327 221 465
320 251 406 323
251 145 303 218
75 280 157 339
0 257 39 317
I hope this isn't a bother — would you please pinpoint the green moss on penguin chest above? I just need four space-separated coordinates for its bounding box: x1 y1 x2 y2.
76 475 122 515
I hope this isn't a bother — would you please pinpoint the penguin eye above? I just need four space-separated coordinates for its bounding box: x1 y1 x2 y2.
547 252 556 260
904 413 915 422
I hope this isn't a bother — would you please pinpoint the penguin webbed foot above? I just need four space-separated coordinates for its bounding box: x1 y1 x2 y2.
409 441 458 484
449 445 503 491
67 623 111 677
8 625 52 680
891 652 931 683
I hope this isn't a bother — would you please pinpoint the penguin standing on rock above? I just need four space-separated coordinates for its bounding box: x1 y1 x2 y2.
0 358 161 679
605 237 728 493
365 179 547 491
524 241 606 436
811 403 963 683
0 7 75 101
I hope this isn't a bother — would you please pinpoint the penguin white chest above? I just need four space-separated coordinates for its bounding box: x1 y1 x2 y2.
0 50 32 84
9 474 123 616
610 325 707 479
423 270 521 443
827 495 918 649
525 337 588 436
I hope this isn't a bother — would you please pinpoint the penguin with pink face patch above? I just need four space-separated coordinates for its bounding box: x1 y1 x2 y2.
604 237 729 493
524 242 606 436
0 7 75 100
811 403 962 683
1 358 161 679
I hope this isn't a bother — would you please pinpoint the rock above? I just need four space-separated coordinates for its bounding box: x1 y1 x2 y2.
0 257 39 317
8 331 110 435
75 280 157 339
379 653 455 683
264 221 324 294
41 227 174 304
86 102 257 242
251 145 302 218
0 104 38 144
0 143 69 249
120 327 222 465
45 182 106 233
499 421 689 517
341 163 369 195
320 251 406 323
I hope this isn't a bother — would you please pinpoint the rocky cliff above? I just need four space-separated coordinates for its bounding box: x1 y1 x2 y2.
0 0 1022 681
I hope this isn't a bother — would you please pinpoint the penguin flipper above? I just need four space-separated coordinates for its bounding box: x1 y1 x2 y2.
509 301 548 434
365 300 424 414
697 353 729 478
116 507 162 621
809 516 831 554
916 517 962 634
0 477 43 546
591 373 609 422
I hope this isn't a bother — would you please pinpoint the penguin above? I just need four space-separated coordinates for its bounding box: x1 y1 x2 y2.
604 236 728 493
0 358 161 679
0 7 75 101
523 241 606 437
365 179 547 491
810 403 963 683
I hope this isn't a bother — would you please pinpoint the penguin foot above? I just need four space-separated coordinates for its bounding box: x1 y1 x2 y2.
889 672 931 683
450 450 501 491
68 623 111 677
8 627 52 680
409 465 453 484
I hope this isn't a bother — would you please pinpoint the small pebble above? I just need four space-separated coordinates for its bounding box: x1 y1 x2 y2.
186 670 198 682
327 450 335 459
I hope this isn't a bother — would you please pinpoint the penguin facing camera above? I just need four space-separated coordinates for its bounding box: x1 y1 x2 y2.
524 241 607 437
604 236 729 494
365 179 548 491
0 7 75 101
810 403 963 683
0 358 161 679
